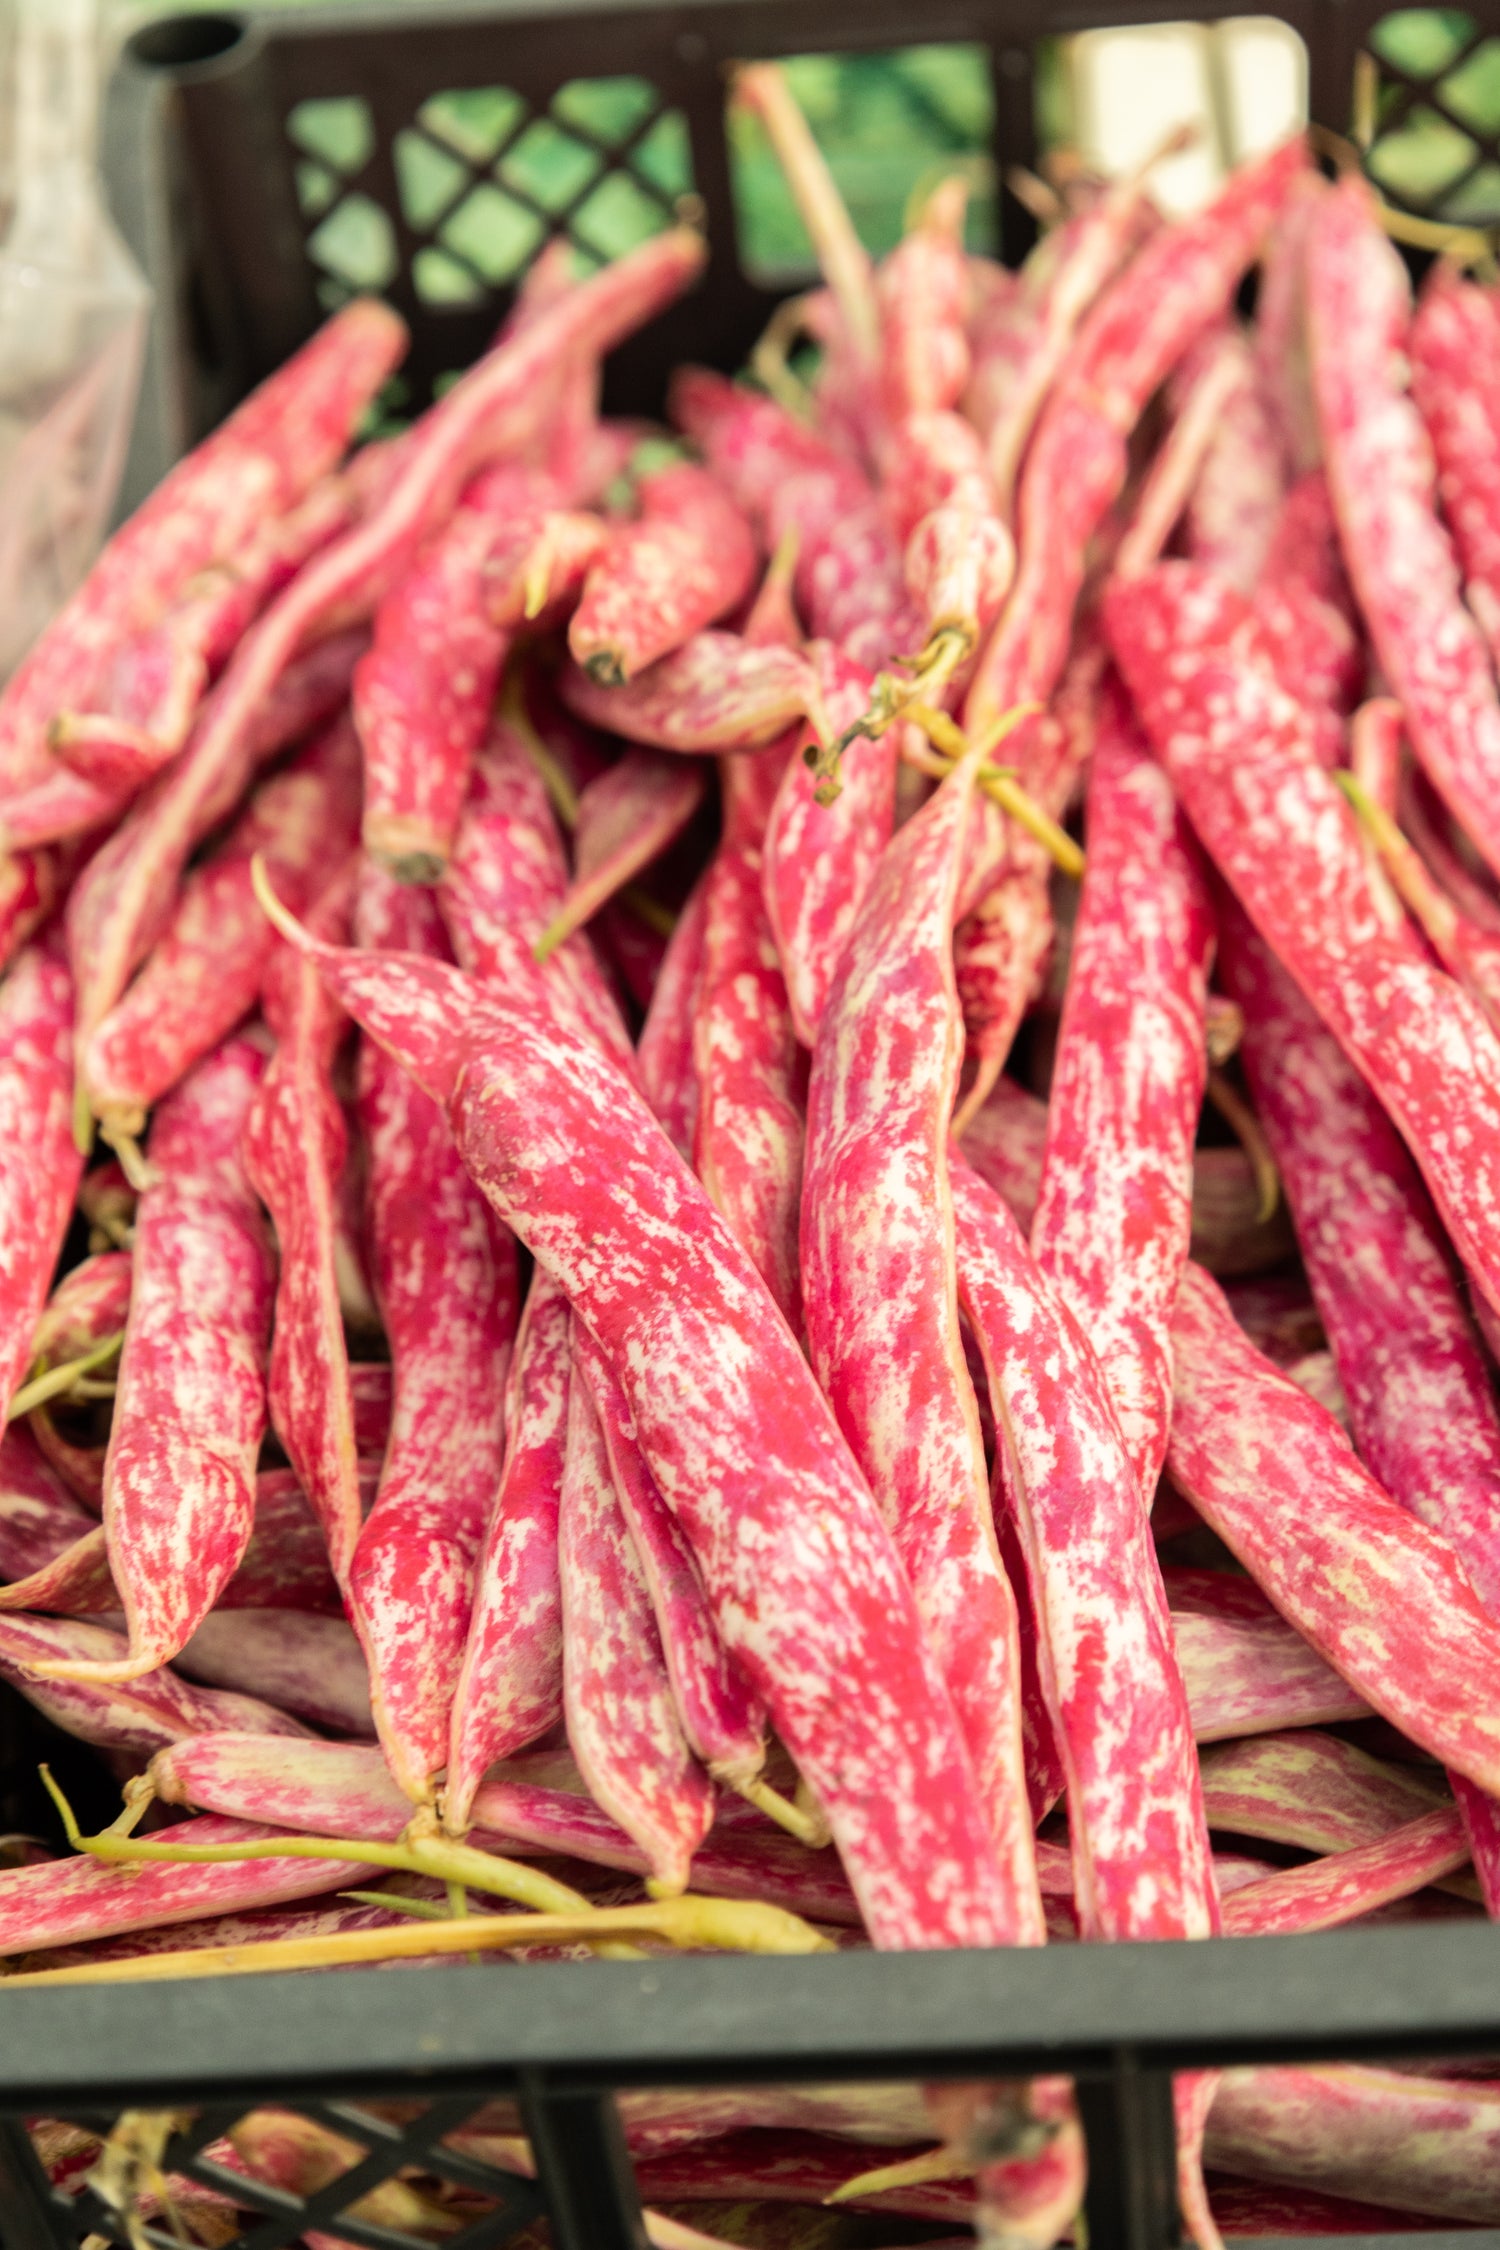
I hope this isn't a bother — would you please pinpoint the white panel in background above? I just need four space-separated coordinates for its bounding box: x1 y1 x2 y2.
1070 23 1222 216
1068 18 1308 213
1219 16 1309 163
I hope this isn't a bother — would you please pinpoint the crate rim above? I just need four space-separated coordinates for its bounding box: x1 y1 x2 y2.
4 1920 1500 2113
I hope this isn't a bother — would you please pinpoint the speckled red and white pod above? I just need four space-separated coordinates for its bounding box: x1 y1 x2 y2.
0 1814 369 1961
0 299 404 801
1205 2066 1500 2224
1172 1610 1370 1742
1031 677 1213 1501
569 462 758 686
354 461 526 881
440 720 636 1079
444 1266 571 1834
174 1609 372 1738
349 868 516 1801
1170 1263 1500 1798
954 1156 1217 1943
41 1039 273 1681
964 135 1306 737
1306 177 1500 880
1410 266 1500 669
559 1359 715 1893
576 1323 766 1791
276 924 1018 1950
1197 1729 1446 1855
0 940 84 1417
243 873 361 1590
802 752 1041 1940
64 231 705 1063
762 646 901 1045
1220 1807 1469 1938
692 824 805 1331
561 632 814 755
546 748 706 959
638 872 710 1160
84 716 362 1140
1107 562 1500 1328
0 1612 309 1758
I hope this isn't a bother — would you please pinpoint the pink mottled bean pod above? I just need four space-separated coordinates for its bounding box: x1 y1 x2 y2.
349 867 517 1800
1108 562 1500 1328
801 749 1041 1937
444 1268 570 1835
1410 265 1500 667
0 1613 309 1757
576 1325 766 1793
243 870 361 1587
569 462 758 685
558 1360 716 1893
1170 1262 1500 1798
35 1039 274 1682
954 1156 1218 1942
1030 676 1213 1500
1307 177 1500 880
560 632 814 754
263 909 1020 1949
0 941 85 1416
83 716 362 1143
538 748 706 963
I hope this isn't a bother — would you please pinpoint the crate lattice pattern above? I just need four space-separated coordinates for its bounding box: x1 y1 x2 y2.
1360 8 1500 222
287 76 696 318
15 2097 549 2250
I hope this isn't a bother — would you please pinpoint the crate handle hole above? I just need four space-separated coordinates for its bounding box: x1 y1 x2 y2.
127 13 247 75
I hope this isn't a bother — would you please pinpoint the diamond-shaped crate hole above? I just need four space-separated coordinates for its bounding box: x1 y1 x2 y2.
1362 9 1500 220
394 76 692 306
500 115 604 212
306 191 400 295
56 2096 547 2249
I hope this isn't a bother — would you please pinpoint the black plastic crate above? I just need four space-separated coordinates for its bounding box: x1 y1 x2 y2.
5 3 1500 2246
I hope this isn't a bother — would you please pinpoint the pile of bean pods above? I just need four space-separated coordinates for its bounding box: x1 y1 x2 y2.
4 61 1500 2244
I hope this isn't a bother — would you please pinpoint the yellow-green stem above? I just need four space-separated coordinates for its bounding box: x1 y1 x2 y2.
9 1332 125 1422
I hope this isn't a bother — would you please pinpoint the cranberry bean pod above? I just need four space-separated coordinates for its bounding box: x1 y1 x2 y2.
638 873 710 1160
0 300 405 796
569 463 758 685
1031 677 1213 1500
762 647 901 1044
691 819 805 1330
876 177 971 424
174 1611 373 1739
1172 1610 1371 1741
349 867 517 1801
537 748 706 962
1220 1807 1470 1937
1306 178 1500 879
1198 1732 1447 1855
953 1157 1218 1941
576 1324 766 1791
964 137 1306 738
0 1613 310 1757
152 1733 865 1929
801 752 1041 1936
561 634 814 754
1107 562 1500 1328
36 1040 275 1681
260 913 1017 1949
559 1362 716 1893
441 721 636 1078
1410 267 1500 666
64 231 705 1061
1205 2066 1500 2223
353 461 535 884
0 942 84 1415
243 873 361 1587
444 1268 570 1835
0 1816 369 1959
1175 327 1286 587
83 715 363 1143
1170 1262 1500 1797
